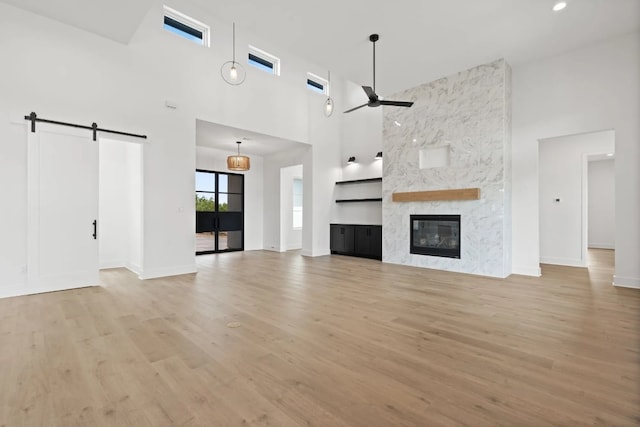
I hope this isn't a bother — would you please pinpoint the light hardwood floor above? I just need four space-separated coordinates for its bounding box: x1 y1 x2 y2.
0 249 638 426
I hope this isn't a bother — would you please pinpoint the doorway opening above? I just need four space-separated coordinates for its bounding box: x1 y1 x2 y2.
98 137 144 275
538 129 615 269
280 164 304 252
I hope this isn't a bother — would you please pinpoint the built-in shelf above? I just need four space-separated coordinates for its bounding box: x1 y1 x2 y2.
335 177 382 185
335 198 383 203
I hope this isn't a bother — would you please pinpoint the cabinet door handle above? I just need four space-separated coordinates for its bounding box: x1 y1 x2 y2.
92 220 97 240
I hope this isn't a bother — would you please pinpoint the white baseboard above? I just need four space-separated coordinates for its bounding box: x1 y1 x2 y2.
29 283 97 296
139 264 197 280
0 282 100 299
0 283 28 299
588 243 615 250
540 257 586 268
613 275 640 289
100 259 126 269
305 249 330 257
263 247 285 253
100 262 141 276
511 265 542 277
125 262 141 276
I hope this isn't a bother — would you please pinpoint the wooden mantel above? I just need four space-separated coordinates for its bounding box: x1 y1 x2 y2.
392 188 481 202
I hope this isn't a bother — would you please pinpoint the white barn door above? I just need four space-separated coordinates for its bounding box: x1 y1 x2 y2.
27 124 99 294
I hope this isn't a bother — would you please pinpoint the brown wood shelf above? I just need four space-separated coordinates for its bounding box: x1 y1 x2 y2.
392 188 480 202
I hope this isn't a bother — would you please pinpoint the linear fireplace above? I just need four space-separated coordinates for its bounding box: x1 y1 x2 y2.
410 215 461 259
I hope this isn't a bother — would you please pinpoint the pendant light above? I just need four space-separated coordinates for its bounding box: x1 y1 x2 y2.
324 70 334 117
227 141 250 171
221 23 246 85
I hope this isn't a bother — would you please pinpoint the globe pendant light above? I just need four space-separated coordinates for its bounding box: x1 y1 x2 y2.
227 141 250 171
324 70 334 117
221 23 246 85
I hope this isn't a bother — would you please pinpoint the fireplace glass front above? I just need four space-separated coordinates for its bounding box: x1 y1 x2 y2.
410 215 461 259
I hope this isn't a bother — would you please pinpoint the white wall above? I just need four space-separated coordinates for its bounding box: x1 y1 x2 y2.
539 131 614 267
99 139 143 272
340 81 384 182
280 165 303 250
588 158 615 249
332 81 384 226
307 85 344 257
195 145 264 251
0 1 344 292
0 120 28 294
126 140 143 272
512 32 639 287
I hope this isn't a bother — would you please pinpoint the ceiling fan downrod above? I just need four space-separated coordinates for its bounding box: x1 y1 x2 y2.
370 33 378 93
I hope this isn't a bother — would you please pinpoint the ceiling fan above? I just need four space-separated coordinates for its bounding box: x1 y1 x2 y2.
344 34 414 113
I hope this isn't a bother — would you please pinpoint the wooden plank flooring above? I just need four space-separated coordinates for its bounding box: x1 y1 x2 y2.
0 249 638 426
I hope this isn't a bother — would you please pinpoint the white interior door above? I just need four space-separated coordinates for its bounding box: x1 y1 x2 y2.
27 124 99 294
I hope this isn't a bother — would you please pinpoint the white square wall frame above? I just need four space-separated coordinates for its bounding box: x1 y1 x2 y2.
419 145 451 169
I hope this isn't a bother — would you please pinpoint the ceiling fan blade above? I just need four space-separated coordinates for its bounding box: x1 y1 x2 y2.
379 100 414 108
343 103 369 113
362 86 376 99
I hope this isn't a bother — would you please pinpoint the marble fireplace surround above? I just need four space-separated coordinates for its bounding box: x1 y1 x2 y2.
382 59 512 278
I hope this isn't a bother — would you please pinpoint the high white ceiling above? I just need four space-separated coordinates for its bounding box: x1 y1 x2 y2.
6 0 636 156
0 0 154 44
203 0 640 95
3 0 638 96
196 120 309 156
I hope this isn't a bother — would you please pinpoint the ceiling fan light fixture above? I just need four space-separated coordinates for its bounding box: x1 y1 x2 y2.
227 141 250 171
344 34 414 113
221 23 246 85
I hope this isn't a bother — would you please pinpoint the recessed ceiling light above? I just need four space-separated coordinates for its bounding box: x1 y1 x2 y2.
606 153 614 157
412 138 417 142
394 121 402 127
553 1 567 12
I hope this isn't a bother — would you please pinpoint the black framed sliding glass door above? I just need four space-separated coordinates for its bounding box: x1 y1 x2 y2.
195 170 244 255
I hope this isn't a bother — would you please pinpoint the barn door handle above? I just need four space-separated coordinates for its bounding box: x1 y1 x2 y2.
92 220 97 239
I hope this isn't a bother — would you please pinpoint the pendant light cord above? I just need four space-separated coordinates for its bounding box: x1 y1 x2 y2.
232 23 236 64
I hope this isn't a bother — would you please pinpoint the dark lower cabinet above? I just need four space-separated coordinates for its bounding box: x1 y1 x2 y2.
355 225 382 259
330 224 354 254
330 224 382 260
